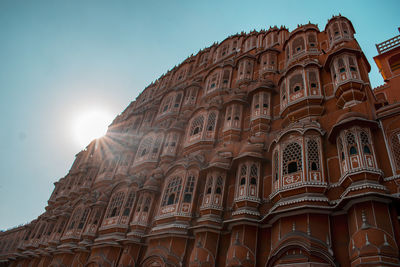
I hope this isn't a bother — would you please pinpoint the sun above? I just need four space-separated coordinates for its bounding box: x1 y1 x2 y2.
74 109 113 148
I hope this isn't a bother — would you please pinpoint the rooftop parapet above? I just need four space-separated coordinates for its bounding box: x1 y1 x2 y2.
376 28 400 54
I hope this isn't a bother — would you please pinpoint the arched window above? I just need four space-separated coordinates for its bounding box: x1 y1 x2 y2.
174 93 182 108
338 137 345 161
68 208 82 230
250 164 258 185
136 196 143 212
107 191 125 218
391 133 400 170
190 116 204 136
138 137 152 158
341 22 349 36
162 176 182 206
274 151 279 181
183 175 196 203
289 74 304 94
240 165 247 185
122 191 136 216
207 112 217 131
78 208 90 230
360 131 371 155
282 142 302 175
307 139 320 171
292 36 305 55
308 70 319 95
206 176 213 195
346 132 358 155
215 176 223 194
307 34 317 48
338 58 346 73
143 197 151 212
281 82 287 102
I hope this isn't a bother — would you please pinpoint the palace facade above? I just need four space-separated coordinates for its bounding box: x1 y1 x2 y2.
1 15 400 267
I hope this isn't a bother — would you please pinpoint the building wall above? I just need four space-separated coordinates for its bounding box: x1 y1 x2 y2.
1 15 400 267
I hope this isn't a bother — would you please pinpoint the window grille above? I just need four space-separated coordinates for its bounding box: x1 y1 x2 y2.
307 139 320 171
274 151 279 181
174 93 182 108
138 137 153 157
391 133 400 169
206 176 213 194
143 197 151 212
190 116 204 136
136 196 143 212
122 191 136 216
206 112 216 131
292 37 305 54
282 142 302 175
78 208 89 229
250 164 258 185
216 176 223 194
289 74 304 93
152 137 162 155
107 191 125 218
68 208 82 230
183 175 196 203
162 176 182 206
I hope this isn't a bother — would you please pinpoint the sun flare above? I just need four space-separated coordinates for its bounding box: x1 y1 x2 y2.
74 109 113 148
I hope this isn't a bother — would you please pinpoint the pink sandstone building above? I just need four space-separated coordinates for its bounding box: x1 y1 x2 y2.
1 15 400 267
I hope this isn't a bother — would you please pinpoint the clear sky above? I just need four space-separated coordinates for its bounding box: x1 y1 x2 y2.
0 0 398 230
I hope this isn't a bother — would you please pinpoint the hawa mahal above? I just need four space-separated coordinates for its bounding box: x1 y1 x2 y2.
1 15 400 267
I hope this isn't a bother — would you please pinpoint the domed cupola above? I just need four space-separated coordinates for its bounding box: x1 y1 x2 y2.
284 23 320 67
325 14 355 49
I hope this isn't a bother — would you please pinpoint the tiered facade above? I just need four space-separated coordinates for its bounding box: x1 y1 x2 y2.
1 16 400 267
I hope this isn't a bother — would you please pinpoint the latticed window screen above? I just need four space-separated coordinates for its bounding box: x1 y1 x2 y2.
240 164 247 185
78 208 89 229
282 142 302 175
190 116 204 136
274 151 279 181
143 197 151 212
226 106 232 121
254 94 260 109
342 22 349 34
338 137 345 161
138 137 153 157
206 176 213 194
107 191 125 218
234 105 240 120
292 37 305 54
152 137 162 154
250 164 258 185
162 176 182 206
281 82 286 101
92 209 102 225
123 191 136 216
289 74 304 93
206 112 217 131
136 196 143 212
390 133 400 169
174 93 182 108
68 208 82 230
216 176 223 194
308 71 318 89
346 132 358 155
308 34 316 45
307 139 320 171
183 175 196 203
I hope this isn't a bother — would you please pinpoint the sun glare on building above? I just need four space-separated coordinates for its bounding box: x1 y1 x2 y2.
74 109 113 148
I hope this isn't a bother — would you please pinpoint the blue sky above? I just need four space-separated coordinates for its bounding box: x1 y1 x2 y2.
0 0 398 230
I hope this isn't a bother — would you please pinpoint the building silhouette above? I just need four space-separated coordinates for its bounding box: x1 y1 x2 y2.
1 15 400 267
